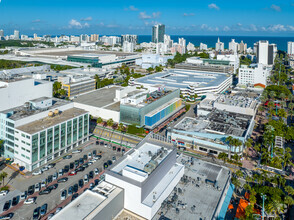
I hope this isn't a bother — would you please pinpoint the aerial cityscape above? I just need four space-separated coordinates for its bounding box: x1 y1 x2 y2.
0 1 294 220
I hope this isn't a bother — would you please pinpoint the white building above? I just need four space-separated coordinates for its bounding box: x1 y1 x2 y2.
164 34 173 48
0 77 52 112
229 39 239 54
0 30 4 38
200 43 208 51
105 136 185 220
216 54 240 74
14 30 20 40
178 38 186 54
238 40 247 53
135 54 173 69
239 63 270 87
187 42 195 52
254 40 277 65
288 41 294 57
215 38 224 52
123 41 135 53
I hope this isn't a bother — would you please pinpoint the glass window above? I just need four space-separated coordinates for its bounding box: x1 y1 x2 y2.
60 123 66 148
54 125 60 152
78 116 83 139
73 119 77 142
32 134 38 163
39 131 46 159
67 121 72 145
47 128 53 155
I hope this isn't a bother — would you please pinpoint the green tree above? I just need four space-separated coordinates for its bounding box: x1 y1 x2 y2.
96 117 103 124
235 170 243 178
266 199 285 218
107 118 114 127
277 109 287 119
285 186 294 196
0 172 8 186
94 74 101 89
185 104 191 112
218 152 228 163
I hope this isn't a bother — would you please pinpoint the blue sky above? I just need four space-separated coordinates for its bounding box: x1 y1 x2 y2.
0 0 294 36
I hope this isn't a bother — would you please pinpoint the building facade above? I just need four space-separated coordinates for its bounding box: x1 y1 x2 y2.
288 41 294 57
254 40 277 65
239 63 270 87
152 24 165 43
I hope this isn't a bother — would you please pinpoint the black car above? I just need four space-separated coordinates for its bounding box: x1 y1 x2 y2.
74 160 79 168
94 179 99 186
96 155 102 160
89 171 94 179
83 155 87 161
96 140 99 145
78 179 84 188
103 163 108 169
64 165 70 173
122 148 125 154
39 188 51 195
12 196 19 206
57 177 68 183
117 147 121 152
28 185 35 195
1 213 14 219
3 200 11 211
93 150 97 156
40 203 47 216
107 160 112 166
48 163 56 168
70 162 74 170
32 207 40 220
47 184 58 191
73 184 79 193
63 155 72 160
113 146 116 151
47 175 53 183
100 141 104 145
79 158 84 165
76 166 85 172
71 193 79 201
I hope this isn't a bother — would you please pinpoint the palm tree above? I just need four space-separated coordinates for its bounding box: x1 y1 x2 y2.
279 93 286 102
269 91 276 100
118 123 124 132
107 118 114 127
277 109 287 119
266 199 285 218
260 95 267 104
225 136 234 159
284 196 294 210
217 152 228 163
94 74 101 89
0 172 8 186
268 101 275 114
288 103 294 120
285 186 294 196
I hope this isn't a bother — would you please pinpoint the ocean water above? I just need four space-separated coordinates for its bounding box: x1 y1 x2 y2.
138 35 294 52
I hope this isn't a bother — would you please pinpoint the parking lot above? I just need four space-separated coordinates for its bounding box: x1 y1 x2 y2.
0 139 125 219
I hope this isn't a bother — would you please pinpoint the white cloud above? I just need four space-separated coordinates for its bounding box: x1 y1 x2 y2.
183 13 195 17
139 11 161 20
68 19 90 29
125 5 138 11
208 3 219 10
267 24 286 32
271 4 281 12
223 26 230 31
250 24 258 31
81 17 92 21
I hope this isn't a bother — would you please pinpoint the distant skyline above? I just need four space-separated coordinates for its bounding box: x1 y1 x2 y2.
0 0 294 36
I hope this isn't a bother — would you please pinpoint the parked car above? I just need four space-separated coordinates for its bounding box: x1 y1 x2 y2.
35 183 40 192
70 162 74 170
71 193 78 201
24 197 36 205
79 158 84 165
73 184 78 193
61 190 67 201
94 168 99 175
112 156 116 162
68 186 73 195
64 165 70 173
88 152 92 159
39 188 51 195
3 201 11 211
32 170 42 176
122 148 125 154
89 171 94 179
84 174 89 183
41 180 46 188
78 179 84 188
72 149 82 154
53 172 58 180
57 177 68 183
63 155 72 159
12 196 19 206
55 207 62 214
47 175 53 183
47 213 54 220
58 169 63 177
74 160 79 168
0 212 14 219
40 203 47 216
103 163 108 169
76 166 85 172
82 163 89 168
41 166 49 172
20 191 27 200
28 185 35 195
89 183 95 190
94 179 99 186
0 190 9 196
107 160 112 166
93 150 97 156
69 170 77 176
48 184 58 191
113 146 116 151
48 163 56 168
83 155 87 161
117 147 121 152
32 207 40 220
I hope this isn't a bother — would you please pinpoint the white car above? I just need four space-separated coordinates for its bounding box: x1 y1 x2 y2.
53 172 58 180
72 150 82 154
84 174 89 183
104 144 108 148
32 170 42 176
41 166 49 172
94 168 99 175
88 152 92 159
55 207 62 214
20 192 27 200
24 197 35 204
35 183 40 192
0 190 8 196
41 180 46 188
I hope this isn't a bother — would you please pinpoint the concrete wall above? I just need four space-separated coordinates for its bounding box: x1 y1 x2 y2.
0 78 53 111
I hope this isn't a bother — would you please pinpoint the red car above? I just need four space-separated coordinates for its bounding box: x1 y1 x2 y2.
68 171 77 176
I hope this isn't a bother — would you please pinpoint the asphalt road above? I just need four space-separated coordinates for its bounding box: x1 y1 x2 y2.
0 141 124 219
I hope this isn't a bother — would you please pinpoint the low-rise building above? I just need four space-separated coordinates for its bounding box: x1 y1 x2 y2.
105 136 185 220
135 54 174 69
238 63 270 88
0 97 89 171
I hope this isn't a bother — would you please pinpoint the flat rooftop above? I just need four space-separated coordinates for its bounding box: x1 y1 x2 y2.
153 156 231 220
73 86 121 111
1 98 70 121
16 107 87 134
134 69 230 89
175 108 252 137
52 182 123 220
111 142 172 176
215 94 257 109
